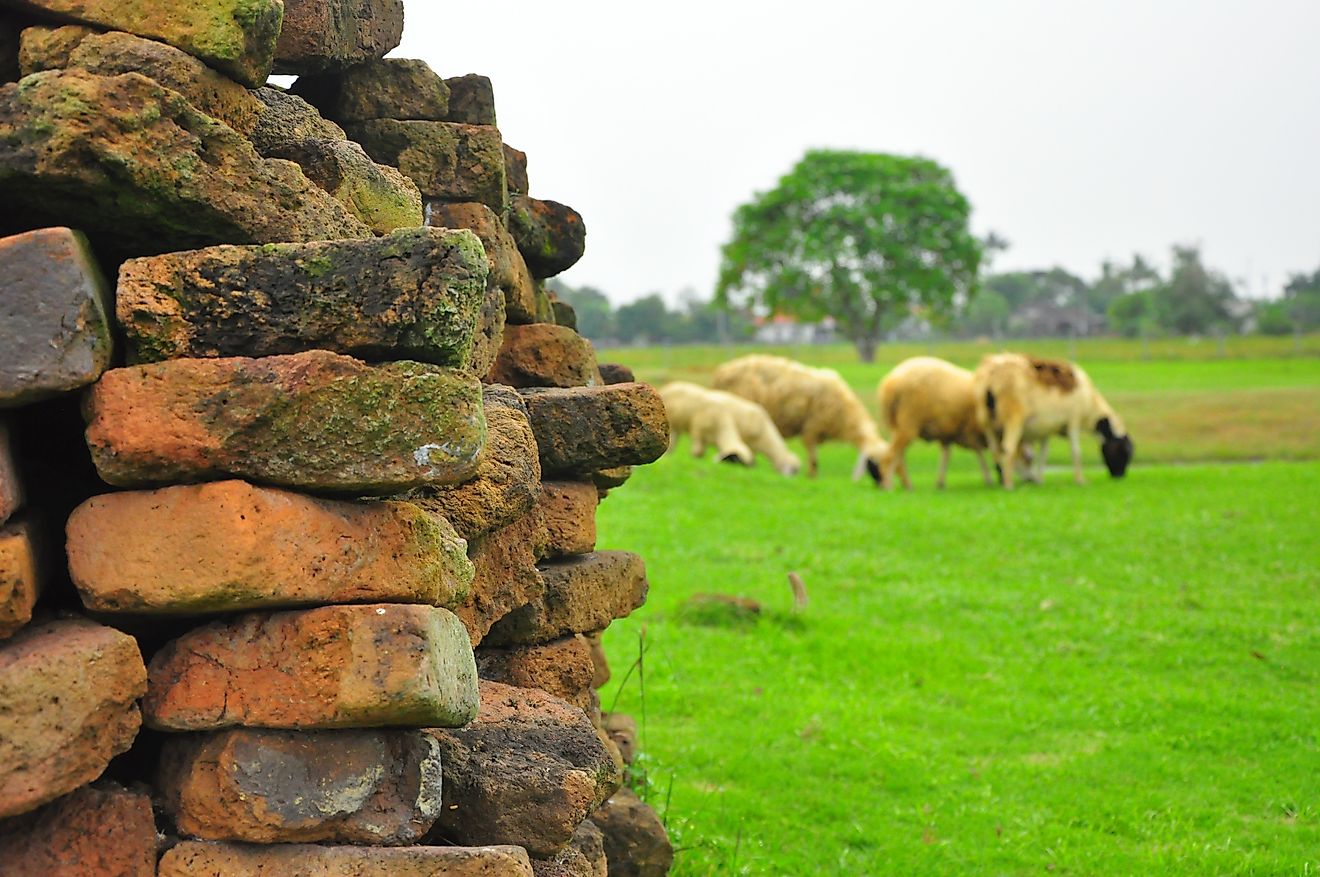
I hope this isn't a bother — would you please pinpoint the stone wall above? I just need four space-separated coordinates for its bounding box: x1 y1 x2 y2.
0 2 672 874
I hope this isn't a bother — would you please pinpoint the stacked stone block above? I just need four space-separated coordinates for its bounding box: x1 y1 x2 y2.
0 1 673 874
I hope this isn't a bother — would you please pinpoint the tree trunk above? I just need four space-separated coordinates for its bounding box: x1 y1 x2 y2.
855 336 878 363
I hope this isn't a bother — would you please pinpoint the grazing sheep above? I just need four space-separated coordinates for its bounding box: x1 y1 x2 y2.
711 354 888 481
659 382 801 476
875 356 1002 490
973 353 1134 489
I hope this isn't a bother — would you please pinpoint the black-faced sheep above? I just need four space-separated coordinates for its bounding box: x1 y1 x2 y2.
659 382 801 476
973 353 1134 489
710 354 888 481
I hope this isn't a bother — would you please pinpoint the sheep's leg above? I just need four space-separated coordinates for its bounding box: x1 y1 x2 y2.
880 436 910 490
805 440 819 478
1068 422 1086 485
935 444 951 489
999 420 1024 490
974 450 993 486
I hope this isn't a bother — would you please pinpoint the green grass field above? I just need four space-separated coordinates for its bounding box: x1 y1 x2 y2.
595 340 1320 875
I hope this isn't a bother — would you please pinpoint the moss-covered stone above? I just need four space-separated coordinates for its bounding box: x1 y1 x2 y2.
2 0 283 86
425 201 539 324
348 119 507 211
507 195 587 279
84 351 487 494
16 24 96 75
248 85 348 153
293 57 449 123
276 0 404 74
444 74 495 125
258 138 423 233
0 71 369 256
518 383 669 477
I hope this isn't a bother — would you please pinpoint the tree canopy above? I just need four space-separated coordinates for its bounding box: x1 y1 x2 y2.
715 150 982 360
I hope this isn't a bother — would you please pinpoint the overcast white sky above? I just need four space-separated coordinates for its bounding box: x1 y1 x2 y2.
398 1 1320 304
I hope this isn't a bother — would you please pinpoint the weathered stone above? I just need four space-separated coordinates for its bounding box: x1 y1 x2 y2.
276 0 404 75
594 789 673 877
596 363 635 385
145 604 478 731
412 385 539 542
67 481 473 615
158 729 443 845
551 298 578 331
586 632 610 689
532 820 607 877
485 552 648 647
0 519 39 638
488 324 599 390
64 30 265 137
0 227 112 407
519 383 669 477
425 681 622 857
591 466 633 493
349 120 507 211
84 352 486 494
467 278 507 379
0 420 19 524
16 23 95 74
0 0 283 86
118 228 483 366
294 57 449 123
159 842 535 876
0 71 370 255
445 74 495 125
508 196 587 279
600 714 637 765
453 510 547 648
265 138 423 234
476 635 596 711
504 143 528 194
538 482 598 558
0 783 157 876
0 618 146 818
533 280 557 324
250 85 348 153
426 201 539 325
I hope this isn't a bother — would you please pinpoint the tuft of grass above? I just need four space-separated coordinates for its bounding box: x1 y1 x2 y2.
599 442 1320 875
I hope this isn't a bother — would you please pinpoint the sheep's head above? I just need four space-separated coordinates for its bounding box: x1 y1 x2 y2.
776 452 802 477
719 452 753 467
1096 417 1133 478
854 441 889 487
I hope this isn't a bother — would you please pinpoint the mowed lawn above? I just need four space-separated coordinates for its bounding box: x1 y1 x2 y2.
596 341 1320 875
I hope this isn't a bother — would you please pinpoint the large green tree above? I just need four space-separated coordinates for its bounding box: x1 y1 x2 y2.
716 150 982 361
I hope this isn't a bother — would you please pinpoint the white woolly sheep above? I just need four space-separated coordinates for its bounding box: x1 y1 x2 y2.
973 352 1134 489
711 354 888 481
659 382 801 476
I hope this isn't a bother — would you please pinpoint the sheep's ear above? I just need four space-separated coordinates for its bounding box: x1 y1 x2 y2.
1096 417 1116 440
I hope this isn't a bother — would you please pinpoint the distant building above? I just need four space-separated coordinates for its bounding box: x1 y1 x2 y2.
752 314 837 344
1009 302 1105 338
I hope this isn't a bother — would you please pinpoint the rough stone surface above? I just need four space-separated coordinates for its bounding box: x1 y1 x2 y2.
0 420 19 524
294 57 449 122
504 143 528 194
276 0 404 75
67 480 473 615
0 0 283 86
413 385 539 541
488 324 599 390
0 618 147 819
596 363 636 385
508 196 587 279
601 714 637 765
519 383 669 477
467 277 508 379
84 351 486 494
349 120 507 211
532 820 607 877
586 633 610 689
594 789 674 877
538 481 598 558
0 783 157 876
0 227 112 407
16 24 95 74
425 681 622 858
485 552 648 647
476 635 596 711
445 74 495 125
591 466 633 494
250 86 348 153
551 298 578 331
0 518 39 638
145 604 478 731
63 30 265 137
263 138 423 235
158 728 443 845
158 842 535 876
117 228 483 366
0 71 370 255
453 510 547 648
426 201 538 325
